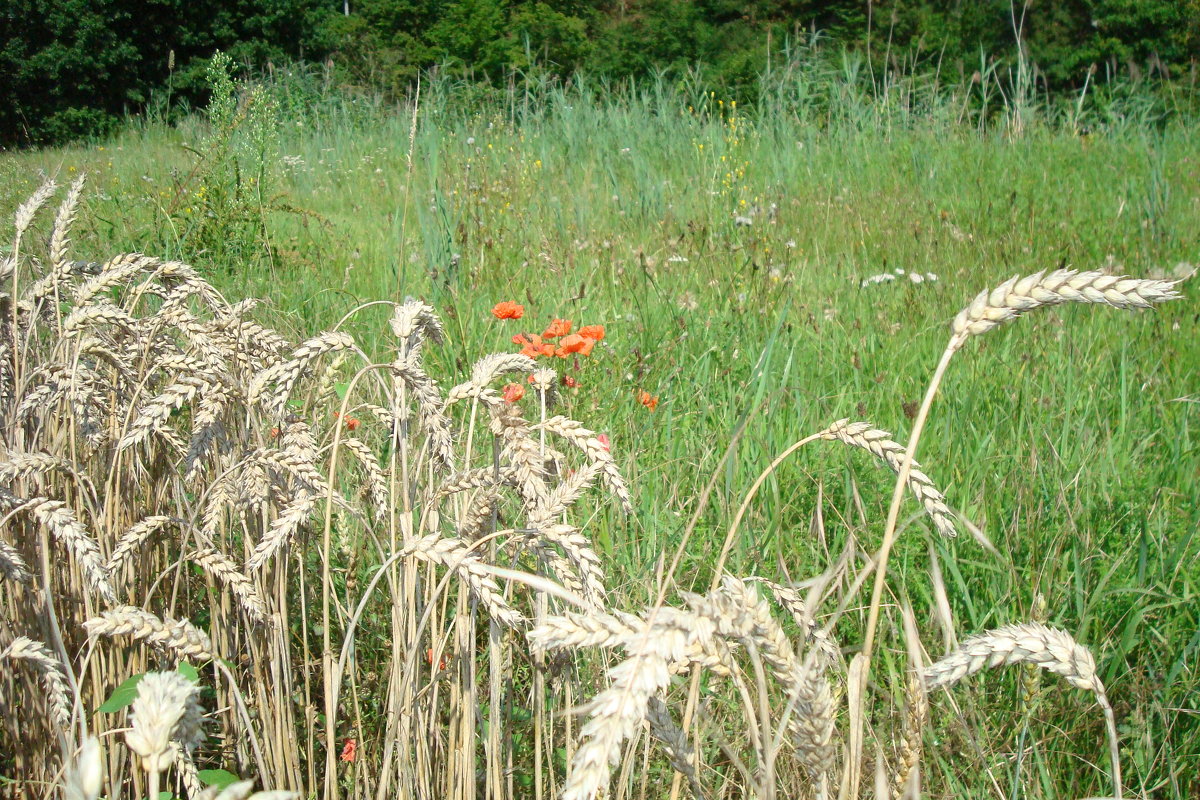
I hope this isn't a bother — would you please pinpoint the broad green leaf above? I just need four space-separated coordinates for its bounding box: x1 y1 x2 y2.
198 769 241 789
97 673 144 713
177 662 200 682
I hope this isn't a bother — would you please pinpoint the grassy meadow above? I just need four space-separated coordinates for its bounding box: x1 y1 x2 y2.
1 66 1198 800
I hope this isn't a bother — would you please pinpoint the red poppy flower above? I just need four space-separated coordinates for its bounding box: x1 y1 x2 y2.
542 318 572 339
638 390 659 411
340 738 357 763
596 432 610 451
562 375 581 388
503 383 525 403
492 301 524 320
578 324 605 342
555 333 592 357
426 648 447 670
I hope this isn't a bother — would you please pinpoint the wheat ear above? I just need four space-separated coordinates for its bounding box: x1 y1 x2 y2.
1 636 73 730
83 606 215 661
818 419 957 537
925 622 1121 798
950 269 1181 350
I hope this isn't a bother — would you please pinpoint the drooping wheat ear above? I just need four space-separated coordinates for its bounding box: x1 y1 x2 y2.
456 486 501 542
528 523 606 609
703 578 837 777
646 695 707 800
63 737 103 800
0 451 83 485
390 299 445 352
434 466 518 501
24 498 115 602
190 548 270 623
84 606 215 662
555 608 713 800
745 578 841 667
248 331 355 413
244 488 315 572
107 515 175 573
0 536 31 583
1 636 73 730
391 351 456 469
403 533 523 628
184 381 233 481
489 404 549 511
528 610 642 652
536 416 634 514
924 622 1102 694
818 419 957 537
72 253 160 305
118 375 214 451
532 460 604 523
125 671 200 774
891 674 927 800
949 269 1182 351
339 436 388 522
13 177 58 234
924 622 1122 797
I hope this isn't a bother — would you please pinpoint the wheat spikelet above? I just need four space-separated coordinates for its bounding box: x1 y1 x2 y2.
125 671 200 774
745 577 841 666
13 177 57 234
190 548 270 623
244 489 315 572
1 636 73 730
489 404 548 511
48 174 86 269
107 515 174 573
391 353 456 469
536 416 634 514
339 436 388 522
646 696 707 800
950 269 1182 350
0 451 80 485
184 382 233 481
892 675 927 800
0 536 31 583
456 487 500 541
84 606 215 661
405 534 523 628
471 353 537 386
924 622 1103 695
434 466 517 501
118 375 213 450
528 610 643 652
249 331 354 413
24 498 114 602
557 607 713 800
532 460 605 523
72 253 162 306
529 522 606 608
63 737 103 800
390 299 445 348
819 419 958 537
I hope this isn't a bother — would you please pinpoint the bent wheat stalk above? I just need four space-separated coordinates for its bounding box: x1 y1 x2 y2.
857 268 1180 797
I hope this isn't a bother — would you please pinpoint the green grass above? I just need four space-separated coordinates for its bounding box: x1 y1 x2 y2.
3 73 1198 797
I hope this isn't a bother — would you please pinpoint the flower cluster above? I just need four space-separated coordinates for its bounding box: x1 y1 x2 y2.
509 317 605 360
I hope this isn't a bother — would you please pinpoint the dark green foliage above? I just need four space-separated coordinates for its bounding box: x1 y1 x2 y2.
0 0 328 147
4 0 1200 146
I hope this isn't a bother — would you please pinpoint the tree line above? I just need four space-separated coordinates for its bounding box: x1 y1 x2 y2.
3 0 1198 146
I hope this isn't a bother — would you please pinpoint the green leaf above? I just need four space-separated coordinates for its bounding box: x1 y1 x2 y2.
97 673 144 713
198 769 241 789
177 662 200 682
334 381 349 399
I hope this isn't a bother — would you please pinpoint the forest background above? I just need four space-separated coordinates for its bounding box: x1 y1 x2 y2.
4 0 1200 146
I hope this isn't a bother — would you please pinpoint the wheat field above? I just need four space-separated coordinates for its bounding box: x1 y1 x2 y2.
1 68 1198 800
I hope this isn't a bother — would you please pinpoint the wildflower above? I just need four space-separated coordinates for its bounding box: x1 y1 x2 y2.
513 333 555 358
562 375 581 388
596 432 610 451
492 301 524 320
638 390 659 411
555 333 593 357
542 318 572 339
340 738 357 763
333 412 361 431
577 324 605 342
503 383 525 403
270 427 280 438
425 648 447 670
